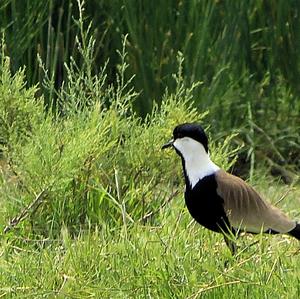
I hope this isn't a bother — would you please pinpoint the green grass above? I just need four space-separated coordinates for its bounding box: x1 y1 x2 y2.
1 177 300 298
1 0 300 114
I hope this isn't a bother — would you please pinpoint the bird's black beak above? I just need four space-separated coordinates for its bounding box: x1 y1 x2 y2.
162 139 174 150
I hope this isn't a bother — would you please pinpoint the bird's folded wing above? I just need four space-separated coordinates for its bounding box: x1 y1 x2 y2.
215 170 296 233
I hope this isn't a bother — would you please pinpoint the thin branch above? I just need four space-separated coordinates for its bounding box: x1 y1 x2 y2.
274 187 295 206
4 189 48 234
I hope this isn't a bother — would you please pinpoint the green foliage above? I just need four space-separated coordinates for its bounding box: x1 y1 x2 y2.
0 55 41 149
1 0 300 114
0 4 299 296
0 36 238 236
0 0 299 172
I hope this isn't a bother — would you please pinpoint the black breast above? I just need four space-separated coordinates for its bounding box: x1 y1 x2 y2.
185 174 231 234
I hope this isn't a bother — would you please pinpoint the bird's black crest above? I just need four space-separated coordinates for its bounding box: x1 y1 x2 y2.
173 123 209 152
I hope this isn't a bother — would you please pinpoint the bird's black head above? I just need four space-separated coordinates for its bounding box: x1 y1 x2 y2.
162 123 209 153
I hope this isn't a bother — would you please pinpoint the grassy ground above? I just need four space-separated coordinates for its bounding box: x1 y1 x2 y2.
1 175 299 298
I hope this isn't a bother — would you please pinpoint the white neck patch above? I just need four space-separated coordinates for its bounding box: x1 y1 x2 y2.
173 137 220 188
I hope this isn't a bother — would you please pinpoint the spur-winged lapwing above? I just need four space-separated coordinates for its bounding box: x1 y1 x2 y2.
162 123 300 254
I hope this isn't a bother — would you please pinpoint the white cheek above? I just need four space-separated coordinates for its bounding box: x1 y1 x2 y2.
174 137 197 156
173 139 181 150
173 138 188 153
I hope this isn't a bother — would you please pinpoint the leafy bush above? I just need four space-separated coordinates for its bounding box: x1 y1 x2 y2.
0 37 238 236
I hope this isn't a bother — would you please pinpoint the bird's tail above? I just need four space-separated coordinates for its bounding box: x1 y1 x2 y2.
289 223 300 240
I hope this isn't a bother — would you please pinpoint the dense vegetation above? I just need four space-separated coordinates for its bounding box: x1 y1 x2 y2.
1 0 299 174
0 1 299 298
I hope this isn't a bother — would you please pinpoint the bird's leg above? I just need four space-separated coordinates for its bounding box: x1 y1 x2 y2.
220 222 238 256
222 233 238 269
223 233 237 256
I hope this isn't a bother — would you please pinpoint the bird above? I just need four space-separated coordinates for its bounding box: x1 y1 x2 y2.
162 123 300 254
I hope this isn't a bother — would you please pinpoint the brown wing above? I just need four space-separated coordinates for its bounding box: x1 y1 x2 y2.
215 170 296 233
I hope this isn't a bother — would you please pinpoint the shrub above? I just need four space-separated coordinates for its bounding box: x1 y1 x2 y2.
0 37 238 237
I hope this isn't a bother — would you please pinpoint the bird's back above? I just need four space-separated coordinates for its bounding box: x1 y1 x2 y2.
215 170 296 234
